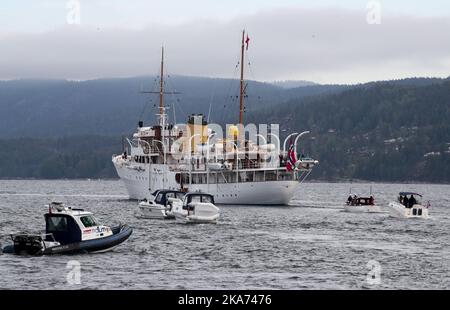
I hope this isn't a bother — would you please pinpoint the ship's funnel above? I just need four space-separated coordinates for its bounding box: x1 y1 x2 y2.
187 114 208 153
228 125 239 138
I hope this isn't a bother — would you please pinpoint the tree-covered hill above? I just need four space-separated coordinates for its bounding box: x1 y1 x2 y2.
0 76 346 138
249 79 450 182
0 76 448 182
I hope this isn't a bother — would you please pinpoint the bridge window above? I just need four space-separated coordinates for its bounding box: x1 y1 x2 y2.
47 216 68 232
80 215 100 228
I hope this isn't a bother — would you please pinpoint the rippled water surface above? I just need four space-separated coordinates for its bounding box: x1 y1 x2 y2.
0 180 448 289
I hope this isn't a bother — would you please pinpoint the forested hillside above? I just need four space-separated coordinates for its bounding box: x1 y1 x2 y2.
249 80 450 182
0 76 347 138
0 76 448 182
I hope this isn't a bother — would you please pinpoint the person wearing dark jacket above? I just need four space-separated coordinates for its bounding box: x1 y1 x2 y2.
347 195 353 205
409 195 417 208
403 196 409 207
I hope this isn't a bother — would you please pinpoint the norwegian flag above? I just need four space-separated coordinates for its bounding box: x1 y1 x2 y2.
286 141 297 172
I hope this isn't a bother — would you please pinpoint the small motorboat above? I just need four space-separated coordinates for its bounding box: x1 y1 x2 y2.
344 194 385 213
167 192 220 224
1 202 132 255
295 157 319 170
138 189 186 219
388 192 430 219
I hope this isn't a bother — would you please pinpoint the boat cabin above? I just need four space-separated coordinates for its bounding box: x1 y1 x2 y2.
183 193 215 210
398 192 422 208
44 202 110 244
151 190 186 206
347 196 375 206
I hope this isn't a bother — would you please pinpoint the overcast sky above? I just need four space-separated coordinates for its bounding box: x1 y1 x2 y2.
1 0 449 83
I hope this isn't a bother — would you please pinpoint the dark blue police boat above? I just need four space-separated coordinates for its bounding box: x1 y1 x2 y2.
2 202 132 255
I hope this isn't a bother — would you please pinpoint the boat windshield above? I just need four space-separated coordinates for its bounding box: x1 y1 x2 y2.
155 192 164 204
47 216 69 232
167 192 185 200
188 194 215 204
156 191 185 204
80 215 100 228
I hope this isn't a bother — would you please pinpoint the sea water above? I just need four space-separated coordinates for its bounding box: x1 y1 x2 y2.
0 180 448 289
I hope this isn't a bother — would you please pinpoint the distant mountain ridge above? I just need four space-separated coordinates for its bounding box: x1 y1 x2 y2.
0 75 446 139
270 80 318 88
0 75 343 138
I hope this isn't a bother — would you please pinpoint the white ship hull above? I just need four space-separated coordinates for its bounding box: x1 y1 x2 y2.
110 42 318 206
113 159 299 205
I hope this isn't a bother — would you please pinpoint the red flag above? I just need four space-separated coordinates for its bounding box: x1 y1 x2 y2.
286 141 297 172
245 35 250 50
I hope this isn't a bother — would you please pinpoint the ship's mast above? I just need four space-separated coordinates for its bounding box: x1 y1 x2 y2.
159 46 165 117
141 47 180 125
239 30 245 127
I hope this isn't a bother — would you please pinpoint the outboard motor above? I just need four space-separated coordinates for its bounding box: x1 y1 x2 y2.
12 235 44 255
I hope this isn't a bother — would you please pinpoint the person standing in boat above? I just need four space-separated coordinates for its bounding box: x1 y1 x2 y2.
352 195 358 205
347 195 353 205
409 195 417 208
403 195 409 207
369 196 374 205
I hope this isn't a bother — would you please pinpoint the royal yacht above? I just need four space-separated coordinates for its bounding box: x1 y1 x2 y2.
112 31 318 205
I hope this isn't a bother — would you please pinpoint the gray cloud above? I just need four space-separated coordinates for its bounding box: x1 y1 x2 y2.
1 7 449 83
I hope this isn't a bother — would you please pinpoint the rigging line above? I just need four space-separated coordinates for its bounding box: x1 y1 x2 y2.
172 101 177 124
246 53 257 82
165 74 176 123
223 61 241 123
135 74 159 131
164 63 184 122
223 46 243 117
207 78 217 123
224 62 240 105
244 53 259 113
221 44 241 122
166 73 188 123
167 77 178 124
149 76 160 118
